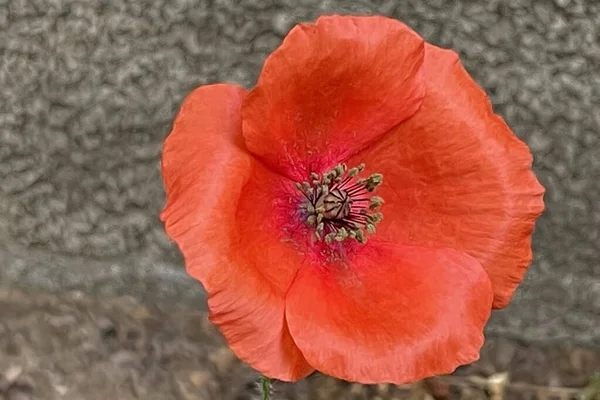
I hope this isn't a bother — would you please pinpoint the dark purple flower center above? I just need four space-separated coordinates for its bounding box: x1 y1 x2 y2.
295 163 384 244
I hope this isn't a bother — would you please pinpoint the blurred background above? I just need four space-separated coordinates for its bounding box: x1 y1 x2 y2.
1 0 599 399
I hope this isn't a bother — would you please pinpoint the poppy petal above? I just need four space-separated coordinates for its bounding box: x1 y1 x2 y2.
242 15 425 180
285 242 493 384
348 44 544 309
160 84 313 381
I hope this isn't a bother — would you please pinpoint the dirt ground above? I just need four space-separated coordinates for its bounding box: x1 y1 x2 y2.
1 288 598 400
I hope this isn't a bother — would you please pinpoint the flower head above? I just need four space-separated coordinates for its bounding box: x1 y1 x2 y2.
160 15 544 384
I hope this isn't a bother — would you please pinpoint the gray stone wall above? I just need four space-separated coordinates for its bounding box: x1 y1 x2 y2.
1 0 599 344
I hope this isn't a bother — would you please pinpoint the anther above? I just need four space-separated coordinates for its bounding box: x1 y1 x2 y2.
295 163 385 245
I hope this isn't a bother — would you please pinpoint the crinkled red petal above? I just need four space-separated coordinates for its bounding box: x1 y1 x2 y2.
348 44 545 308
242 15 425 180
161 84 313 381
285 241 493 384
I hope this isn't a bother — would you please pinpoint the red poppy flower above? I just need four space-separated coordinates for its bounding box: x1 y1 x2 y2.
160 15 544 384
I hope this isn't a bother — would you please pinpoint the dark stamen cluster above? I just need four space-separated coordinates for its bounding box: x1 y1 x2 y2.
295 163 384 244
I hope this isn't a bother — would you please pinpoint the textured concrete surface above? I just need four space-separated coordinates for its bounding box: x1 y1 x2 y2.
1 0 599 344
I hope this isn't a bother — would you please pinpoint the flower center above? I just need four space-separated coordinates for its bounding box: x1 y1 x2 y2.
295 163 384 244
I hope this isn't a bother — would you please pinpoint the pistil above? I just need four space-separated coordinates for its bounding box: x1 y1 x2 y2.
295 163 384 244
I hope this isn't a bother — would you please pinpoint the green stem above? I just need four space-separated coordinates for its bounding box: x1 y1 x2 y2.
258 376 273 400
